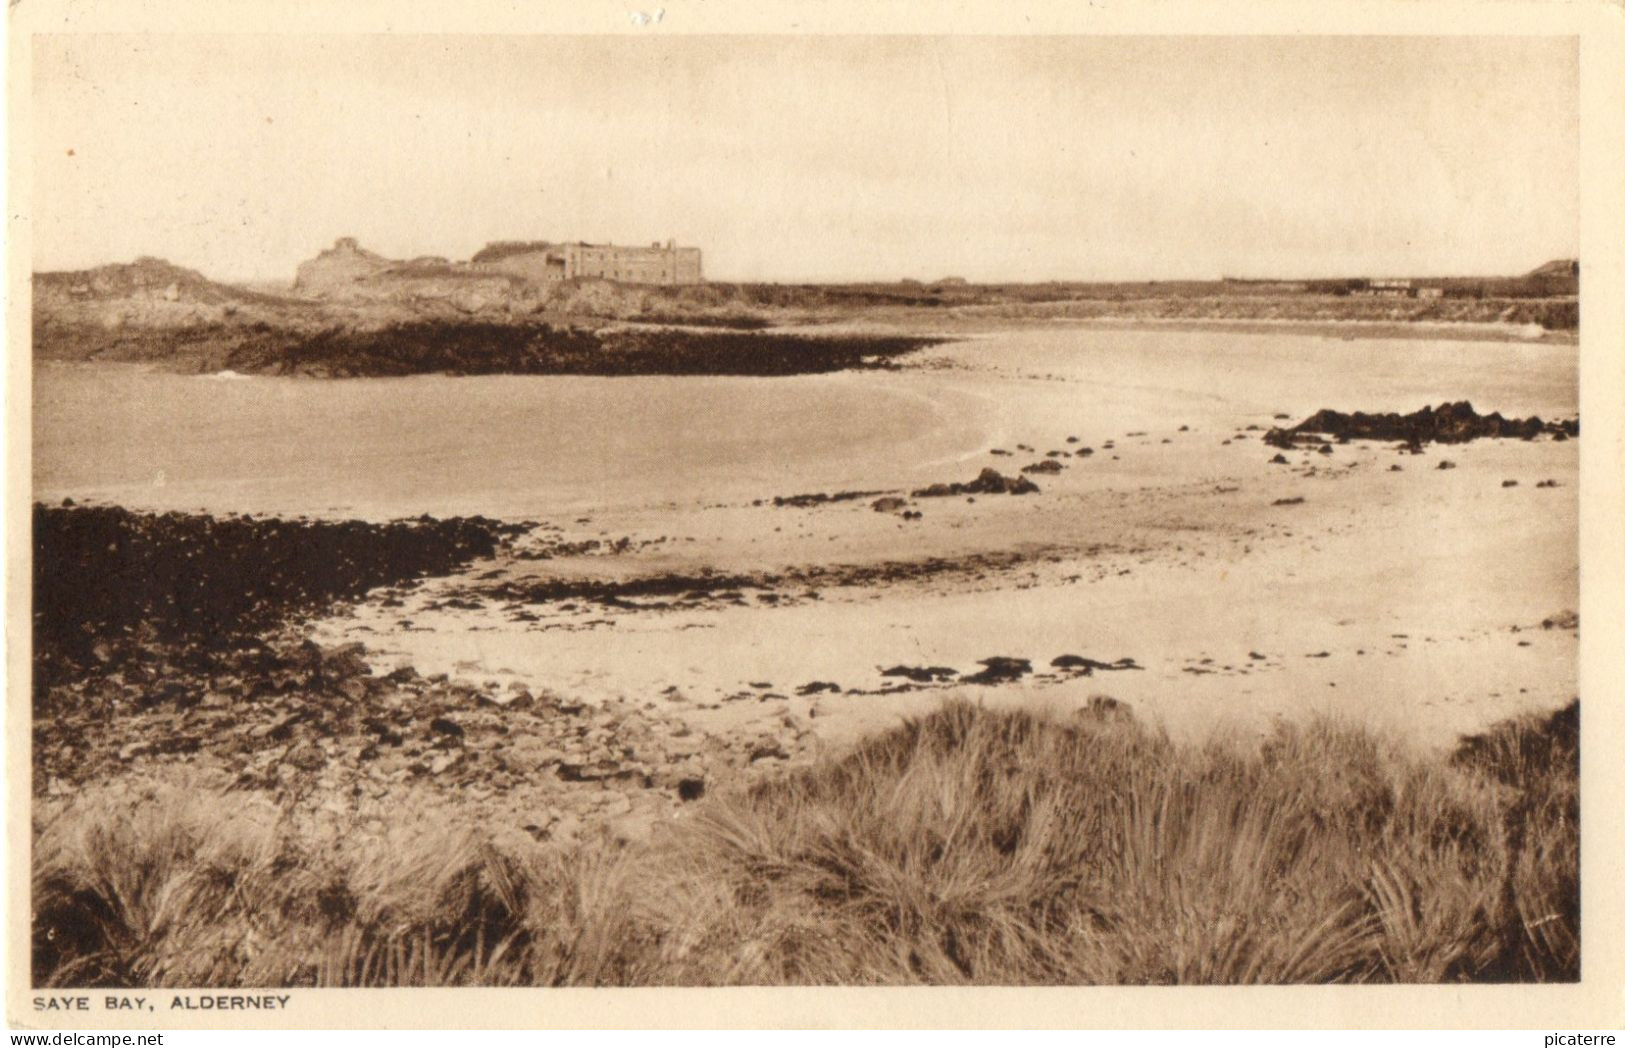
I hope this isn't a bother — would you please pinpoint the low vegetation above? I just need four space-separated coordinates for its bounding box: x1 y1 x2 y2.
33 697 1578 987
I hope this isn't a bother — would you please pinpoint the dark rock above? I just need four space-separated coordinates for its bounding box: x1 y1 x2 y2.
871 496 909 513
1021 460 1064 474
1502 479 1519 488
428 716 464 739
880 665 959 683
1542 610 1579 630
1438 460 1457 470
1269 402 1577 449
773 489 887 509
1269 453 1289 465
32 503 513 692
912 467 1038 498
319 642 371 680
962 656 1032 685
365 718 404 746
796 681 841 695
1050 654 1142 674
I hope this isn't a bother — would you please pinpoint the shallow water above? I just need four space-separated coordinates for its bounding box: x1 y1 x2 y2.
33 365 991 518
34 326 1576 519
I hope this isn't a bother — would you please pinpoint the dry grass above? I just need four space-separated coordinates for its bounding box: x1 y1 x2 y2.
32 698 1577 987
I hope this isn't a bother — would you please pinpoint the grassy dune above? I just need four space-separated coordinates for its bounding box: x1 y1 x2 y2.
33 699 1577 987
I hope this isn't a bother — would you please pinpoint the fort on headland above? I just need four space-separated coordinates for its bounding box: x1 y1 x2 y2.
294 236 703 298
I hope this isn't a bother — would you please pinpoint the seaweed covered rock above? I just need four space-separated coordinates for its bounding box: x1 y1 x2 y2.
32 504 519 687
912 468 1039 498
1263 402 1578 449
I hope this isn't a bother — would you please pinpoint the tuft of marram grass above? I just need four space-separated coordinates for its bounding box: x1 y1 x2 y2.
33 698 1578 987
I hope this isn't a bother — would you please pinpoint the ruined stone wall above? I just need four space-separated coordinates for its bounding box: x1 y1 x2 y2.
475 251 567 283
294 239 393 295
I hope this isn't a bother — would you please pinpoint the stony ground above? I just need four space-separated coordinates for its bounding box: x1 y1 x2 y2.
34 633 805 849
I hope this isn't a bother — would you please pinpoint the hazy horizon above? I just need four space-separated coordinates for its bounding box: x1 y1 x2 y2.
33 34 1579 284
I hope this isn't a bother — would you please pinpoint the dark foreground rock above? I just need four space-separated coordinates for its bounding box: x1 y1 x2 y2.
33 504 521 691
1264 402 1578 450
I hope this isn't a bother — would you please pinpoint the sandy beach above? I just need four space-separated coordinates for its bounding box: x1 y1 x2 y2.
285 325 1575 758
37 322 1578 768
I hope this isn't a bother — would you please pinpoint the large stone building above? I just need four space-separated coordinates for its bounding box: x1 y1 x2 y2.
294 236 704 298
471 239 703 285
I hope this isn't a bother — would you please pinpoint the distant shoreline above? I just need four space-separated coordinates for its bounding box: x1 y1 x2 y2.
1041 314 1577 345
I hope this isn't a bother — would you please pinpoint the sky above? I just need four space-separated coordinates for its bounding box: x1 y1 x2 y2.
32 34 1580 284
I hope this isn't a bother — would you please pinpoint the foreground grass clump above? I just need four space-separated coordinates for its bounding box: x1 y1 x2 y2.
33 699 1577 987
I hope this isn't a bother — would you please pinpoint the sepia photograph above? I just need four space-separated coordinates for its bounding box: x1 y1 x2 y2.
7 1 1624 1031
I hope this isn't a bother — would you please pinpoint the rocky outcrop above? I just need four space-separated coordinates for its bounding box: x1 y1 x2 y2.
912 468 1039 498
293 237 394 296
1264 402 1578 449
767 490 888 509
30 503 825 842
33 504 521 690
962 656 1032 685
33 257 300 339
31 634 764 837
